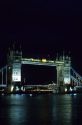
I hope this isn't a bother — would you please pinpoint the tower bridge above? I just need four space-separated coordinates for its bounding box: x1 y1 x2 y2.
0 49 82 93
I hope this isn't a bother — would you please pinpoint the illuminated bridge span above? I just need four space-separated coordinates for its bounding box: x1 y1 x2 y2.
22 58 56 66
0 49 82 93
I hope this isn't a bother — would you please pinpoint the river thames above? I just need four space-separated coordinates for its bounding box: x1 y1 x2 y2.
0 93 82 125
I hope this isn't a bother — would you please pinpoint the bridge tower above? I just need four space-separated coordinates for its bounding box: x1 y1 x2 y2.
55 55 71 92
7 48 22 92
64 56 71 84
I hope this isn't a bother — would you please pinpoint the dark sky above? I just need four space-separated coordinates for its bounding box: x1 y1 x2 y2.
0 1 82 74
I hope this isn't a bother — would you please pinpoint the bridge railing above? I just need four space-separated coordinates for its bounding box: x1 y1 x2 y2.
71 67 82 86
71 67 82 80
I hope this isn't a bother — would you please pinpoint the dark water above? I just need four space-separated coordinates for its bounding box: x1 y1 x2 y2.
0 94 82 125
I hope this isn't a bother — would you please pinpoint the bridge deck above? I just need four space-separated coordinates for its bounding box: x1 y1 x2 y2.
22 60 56 66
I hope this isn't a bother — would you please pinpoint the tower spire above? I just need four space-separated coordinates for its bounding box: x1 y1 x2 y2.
13 43 15 51
56 52 58 60
63 51 65 60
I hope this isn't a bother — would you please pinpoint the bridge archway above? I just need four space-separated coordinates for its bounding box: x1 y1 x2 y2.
21 64 57 85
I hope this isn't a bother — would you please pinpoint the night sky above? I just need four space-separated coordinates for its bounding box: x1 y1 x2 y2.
0 1 82 75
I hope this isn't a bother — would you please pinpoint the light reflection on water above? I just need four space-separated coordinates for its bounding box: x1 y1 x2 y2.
0 94 82 125
51 95 72 125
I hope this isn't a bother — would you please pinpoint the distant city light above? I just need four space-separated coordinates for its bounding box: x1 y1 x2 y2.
64 78 70 84
70 87 73 91
65 88 67 92
31 58 34 61
11 86 14 92
42 59 47 62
